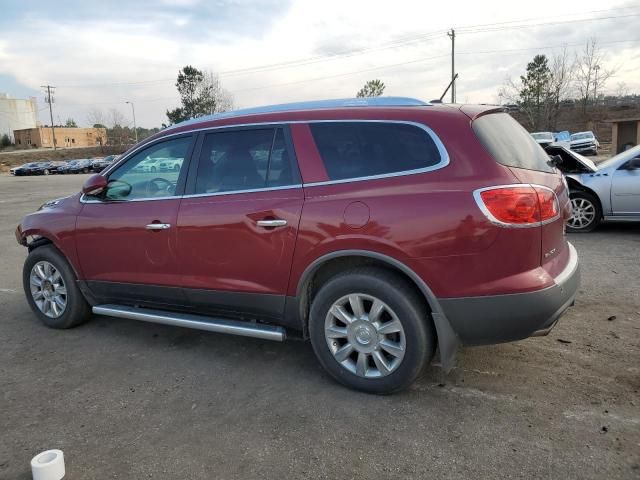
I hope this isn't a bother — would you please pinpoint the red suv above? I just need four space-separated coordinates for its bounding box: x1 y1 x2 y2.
16 98 579 394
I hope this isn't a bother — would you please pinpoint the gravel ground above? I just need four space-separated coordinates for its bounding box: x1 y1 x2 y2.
0 174 638 480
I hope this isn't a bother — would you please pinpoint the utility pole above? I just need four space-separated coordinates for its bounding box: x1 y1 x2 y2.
125 101 138 143
593 65 600 107
447 29 456 103
41 85 57 150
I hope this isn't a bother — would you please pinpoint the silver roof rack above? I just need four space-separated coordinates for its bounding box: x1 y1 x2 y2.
168 96 431 130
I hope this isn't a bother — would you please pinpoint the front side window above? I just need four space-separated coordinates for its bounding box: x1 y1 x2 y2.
194 128 298 194
102 136 192 200
309 121 442 181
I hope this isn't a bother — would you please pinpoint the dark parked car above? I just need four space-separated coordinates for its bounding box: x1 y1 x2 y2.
16 97 580 393
10 162 55 176
56 160 79 174
68 159 93 174
91 155 118 173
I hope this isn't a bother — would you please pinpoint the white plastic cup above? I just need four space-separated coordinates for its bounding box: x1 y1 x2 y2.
31 449 65 480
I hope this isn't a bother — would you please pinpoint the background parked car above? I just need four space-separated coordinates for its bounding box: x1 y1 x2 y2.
91 155 118 173
69 159 94 174
531 131 555 148
570 131 599 155
56 160 79 174
10 162 55 176
157 157 182 172
548 144 640 231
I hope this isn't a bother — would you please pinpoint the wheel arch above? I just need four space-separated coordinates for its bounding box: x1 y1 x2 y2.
294 250 460 371
566 177 604 218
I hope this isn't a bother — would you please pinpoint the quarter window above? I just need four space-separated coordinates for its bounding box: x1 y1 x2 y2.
309 122 442 181
194 128 298 194
102 136 192 200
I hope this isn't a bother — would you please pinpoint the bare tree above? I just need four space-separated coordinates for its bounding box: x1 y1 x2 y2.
86 108 106 127
614 82 629 98
545 48 574 130
108 108 128 128
574 38 615 113
198 70 234 114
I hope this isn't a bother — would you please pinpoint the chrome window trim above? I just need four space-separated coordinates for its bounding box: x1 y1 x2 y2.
473 183 562 228
182 184 303 199
92 119 449 201
80 184 304 204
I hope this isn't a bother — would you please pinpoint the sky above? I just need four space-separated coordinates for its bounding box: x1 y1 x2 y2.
0 0 639 128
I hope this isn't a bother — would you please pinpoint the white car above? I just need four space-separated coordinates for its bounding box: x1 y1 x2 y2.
531 131 555 148
570 131 599 156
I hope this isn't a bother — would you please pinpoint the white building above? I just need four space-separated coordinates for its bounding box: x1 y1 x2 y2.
0 93 39 143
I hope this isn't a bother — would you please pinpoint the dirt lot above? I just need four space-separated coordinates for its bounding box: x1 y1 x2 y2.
0 174 638 480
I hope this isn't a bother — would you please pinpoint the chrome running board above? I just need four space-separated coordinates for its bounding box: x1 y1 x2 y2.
92 304 286 342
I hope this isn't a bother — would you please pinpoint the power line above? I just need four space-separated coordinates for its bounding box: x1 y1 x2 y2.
52 6 640 89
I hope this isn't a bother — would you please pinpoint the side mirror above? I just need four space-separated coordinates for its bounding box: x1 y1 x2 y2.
628 157 640 170
82 174 108 195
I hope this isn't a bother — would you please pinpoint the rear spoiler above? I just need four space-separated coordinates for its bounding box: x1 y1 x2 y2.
459 105 506 121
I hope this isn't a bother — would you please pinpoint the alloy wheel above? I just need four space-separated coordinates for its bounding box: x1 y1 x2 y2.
324 293 406 378
568 197 596 229
30 261 67 318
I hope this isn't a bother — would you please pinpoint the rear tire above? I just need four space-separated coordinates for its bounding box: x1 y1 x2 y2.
309 267 435 394
567 191 601 233
23 245 92 329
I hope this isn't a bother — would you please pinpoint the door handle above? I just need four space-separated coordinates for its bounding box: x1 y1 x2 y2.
256 219 287 228
145 223 171 230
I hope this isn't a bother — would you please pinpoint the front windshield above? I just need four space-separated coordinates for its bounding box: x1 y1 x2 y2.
598 144 640 169
571 133 593 141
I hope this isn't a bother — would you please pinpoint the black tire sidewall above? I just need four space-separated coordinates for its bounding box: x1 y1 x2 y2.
567 191 601 233
23 245 91 329
309 269 434 394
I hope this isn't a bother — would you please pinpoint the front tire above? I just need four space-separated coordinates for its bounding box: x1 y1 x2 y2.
567 191 601 233
309 267 435 394
23 245 92 329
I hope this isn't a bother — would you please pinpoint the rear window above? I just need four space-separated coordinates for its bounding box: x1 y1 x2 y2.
473 113 554 173
309 122 442 181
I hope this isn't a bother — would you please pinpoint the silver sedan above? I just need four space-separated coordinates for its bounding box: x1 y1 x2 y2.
555 145 640 232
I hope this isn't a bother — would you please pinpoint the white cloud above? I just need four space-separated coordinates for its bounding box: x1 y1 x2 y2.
0 0 638 127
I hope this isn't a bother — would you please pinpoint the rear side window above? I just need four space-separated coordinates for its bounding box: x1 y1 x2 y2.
473 113 554 173
309 122 442 181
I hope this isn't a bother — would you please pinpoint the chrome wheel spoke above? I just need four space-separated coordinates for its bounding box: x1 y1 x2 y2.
334 343 354 362
326 326 348 338
372 351 391 374
380 340 404 358
35 264 47 279
368 299 385 322
54 285 67 296
330 305 354 325
30 276 43 287
348 294 365 319
356 352 368 377
378 319 402 335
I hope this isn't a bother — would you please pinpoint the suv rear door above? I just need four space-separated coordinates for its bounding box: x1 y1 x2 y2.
176 126 303 320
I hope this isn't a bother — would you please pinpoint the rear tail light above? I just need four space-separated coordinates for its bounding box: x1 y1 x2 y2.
474 184 559 226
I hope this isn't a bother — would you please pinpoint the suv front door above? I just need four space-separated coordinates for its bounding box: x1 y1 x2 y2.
75 134 195 306
177 126 303 321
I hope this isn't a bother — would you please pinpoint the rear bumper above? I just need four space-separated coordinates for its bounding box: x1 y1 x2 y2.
438 243 580 345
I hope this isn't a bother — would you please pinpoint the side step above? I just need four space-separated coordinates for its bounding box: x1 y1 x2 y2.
92 304 286 342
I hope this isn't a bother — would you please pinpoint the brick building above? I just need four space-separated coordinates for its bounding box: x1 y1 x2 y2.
13 126 107 149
